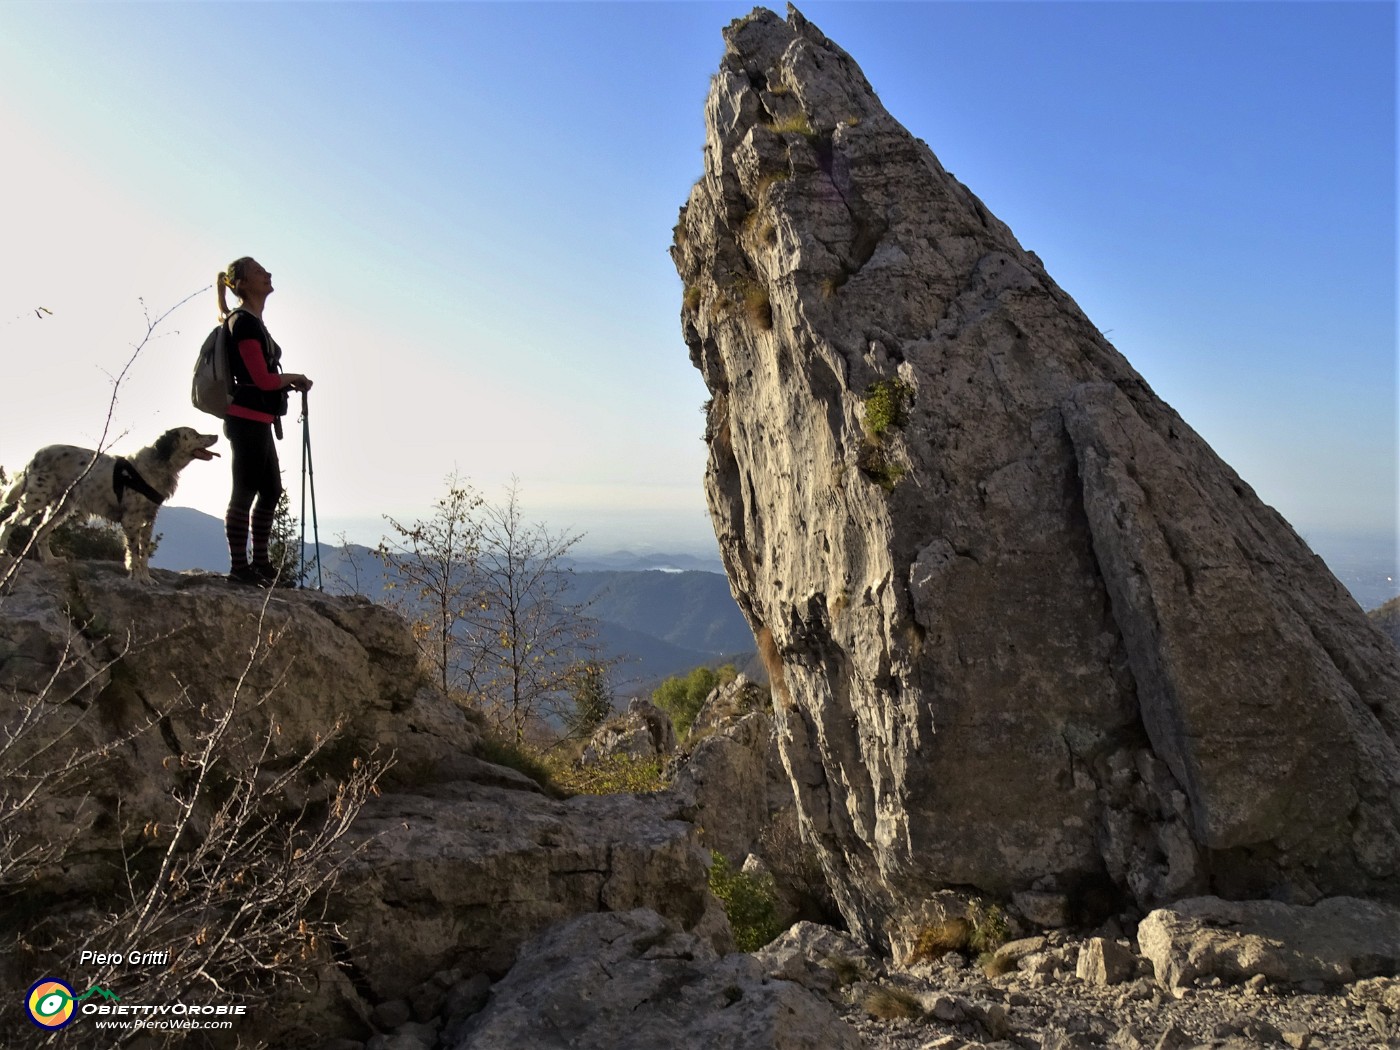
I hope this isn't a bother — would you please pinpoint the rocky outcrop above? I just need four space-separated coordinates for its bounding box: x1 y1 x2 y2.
451 908 862 1050
668 673 839 926
0 561 476 900
672 5 1400 945
0 562 726 1045
690 670 771 736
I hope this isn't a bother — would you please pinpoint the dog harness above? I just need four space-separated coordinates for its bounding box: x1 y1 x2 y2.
113 458 166 505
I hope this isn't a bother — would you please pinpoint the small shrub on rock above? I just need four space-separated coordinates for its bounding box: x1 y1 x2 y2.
862 377 914 439
968 897 1010 954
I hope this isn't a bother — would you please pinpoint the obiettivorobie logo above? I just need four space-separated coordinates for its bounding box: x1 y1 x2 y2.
25 979 120 1029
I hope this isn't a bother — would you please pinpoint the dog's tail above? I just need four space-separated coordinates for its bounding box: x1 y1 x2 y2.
0 470 26 525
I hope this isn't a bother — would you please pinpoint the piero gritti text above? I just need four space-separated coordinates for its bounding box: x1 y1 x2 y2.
78 949 171 967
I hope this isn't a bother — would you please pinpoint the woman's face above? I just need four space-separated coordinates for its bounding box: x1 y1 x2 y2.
237 259 274 298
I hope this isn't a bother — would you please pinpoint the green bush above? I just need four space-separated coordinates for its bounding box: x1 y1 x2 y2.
652 664 737 739
857 378 915 492
708 851 784 952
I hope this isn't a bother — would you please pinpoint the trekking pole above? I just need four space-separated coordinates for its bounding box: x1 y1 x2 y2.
299 390 323 591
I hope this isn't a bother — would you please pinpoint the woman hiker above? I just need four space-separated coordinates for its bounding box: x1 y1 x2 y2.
215 256 313 586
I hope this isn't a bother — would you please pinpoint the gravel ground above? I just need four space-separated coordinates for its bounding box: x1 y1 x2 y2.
829 934 1397 1050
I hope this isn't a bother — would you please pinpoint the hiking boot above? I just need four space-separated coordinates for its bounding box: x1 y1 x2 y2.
251 563 298 589
227 565 270 587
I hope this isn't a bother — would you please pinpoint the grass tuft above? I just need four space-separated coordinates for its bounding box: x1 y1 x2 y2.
862 984 923 1021
473 735 562 796
980 950 1018 978
766 113 814 137
907 917 972 964
733 276 773 330
754 169 790 197
824 953 868 985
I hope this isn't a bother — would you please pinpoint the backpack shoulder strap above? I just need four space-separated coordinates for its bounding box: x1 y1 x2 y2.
225 307 273 340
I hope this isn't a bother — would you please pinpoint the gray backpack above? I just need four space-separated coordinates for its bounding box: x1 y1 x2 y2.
191 310 238 418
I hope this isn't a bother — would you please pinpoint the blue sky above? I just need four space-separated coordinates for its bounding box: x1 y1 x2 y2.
0 1 1394 572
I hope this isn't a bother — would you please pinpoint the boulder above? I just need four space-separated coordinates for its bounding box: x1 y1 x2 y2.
1137 895 1400 990
450 908 862 1050
1075 937 1137 986
670 709 782 862
754 920 879 998
671 5 1400 945
1013 890 1073 930
333 781 731 1000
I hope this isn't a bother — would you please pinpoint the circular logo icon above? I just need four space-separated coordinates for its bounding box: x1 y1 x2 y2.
26 978 77 1029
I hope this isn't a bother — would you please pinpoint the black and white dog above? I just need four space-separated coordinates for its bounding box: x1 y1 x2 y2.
0 427 219 583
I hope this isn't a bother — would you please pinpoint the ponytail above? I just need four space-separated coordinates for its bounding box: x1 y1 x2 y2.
216 271 232 320
216 256 255 320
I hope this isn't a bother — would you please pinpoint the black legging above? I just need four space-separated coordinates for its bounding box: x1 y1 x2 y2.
224 416 282 570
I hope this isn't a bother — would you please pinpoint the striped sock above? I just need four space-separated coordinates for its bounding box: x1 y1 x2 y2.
250 503 277 567
225 506 250 570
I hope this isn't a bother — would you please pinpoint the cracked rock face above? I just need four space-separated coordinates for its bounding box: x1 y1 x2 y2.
671 5 1400 948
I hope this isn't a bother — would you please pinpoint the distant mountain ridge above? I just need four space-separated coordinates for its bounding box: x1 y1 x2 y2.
150 506 230 574
151 506 752 692
563 571 754 655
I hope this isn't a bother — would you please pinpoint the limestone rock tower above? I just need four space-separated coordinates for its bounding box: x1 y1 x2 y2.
671 6 1400 948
